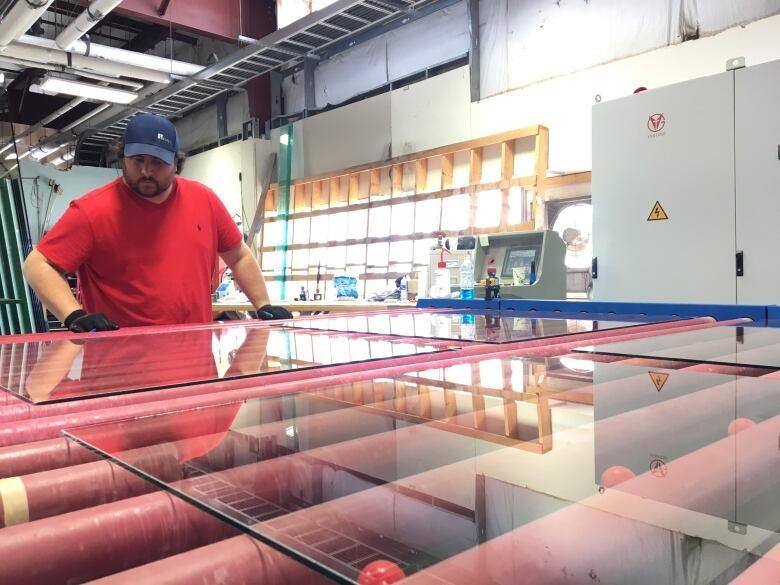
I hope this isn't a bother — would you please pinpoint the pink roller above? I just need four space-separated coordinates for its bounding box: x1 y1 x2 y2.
0 490 237 585
0 436 99 478
0 442 182 528
0 318 721 447
84 535 331 585
401 413 780 584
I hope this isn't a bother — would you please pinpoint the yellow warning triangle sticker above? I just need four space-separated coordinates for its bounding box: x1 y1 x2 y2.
647 201 669 221
649 372 669 392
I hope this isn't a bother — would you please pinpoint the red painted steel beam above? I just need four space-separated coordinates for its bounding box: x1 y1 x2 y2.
113 0 265 43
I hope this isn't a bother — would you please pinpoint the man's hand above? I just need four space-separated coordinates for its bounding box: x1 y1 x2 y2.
255 305 293 320
64 309 120 332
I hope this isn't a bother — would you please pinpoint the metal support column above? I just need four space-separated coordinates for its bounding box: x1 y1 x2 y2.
276 125 294 299
269 70 283 131
467 0 481 103
216 93 229 144
303 56 317 115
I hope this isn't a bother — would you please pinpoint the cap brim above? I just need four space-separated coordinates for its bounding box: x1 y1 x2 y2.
124 143 175 165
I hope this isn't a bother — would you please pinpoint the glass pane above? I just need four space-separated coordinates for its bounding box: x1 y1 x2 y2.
285 312 647 344
310 214 329 243
415 197 441 233
0 327 444 404
441 194 470 231
308 247 326 270
327 212 348 243
262 220 284 247
575 325 780 369
64 355 780 583
388 240 413 263
346 244 366 265
366 243 389 267
347 209 368 240
291 217 310 245
326 245 346 270
291 248 309 269
265 280 282 301
390 202 415 236
414 238 437 265
475 190 501 228
368 207 391 238
507 186 526 225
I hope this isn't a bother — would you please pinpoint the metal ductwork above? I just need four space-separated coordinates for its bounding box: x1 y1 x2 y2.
3 41 172 84
0 0 56 48
55 0 125 51
22 35 204 78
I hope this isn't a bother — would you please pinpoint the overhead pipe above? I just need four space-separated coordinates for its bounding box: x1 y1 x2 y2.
55 0 124 51
59 102 112 132
22 34 205 77
4 41 172 84
0 55 144 88
0 0 56 48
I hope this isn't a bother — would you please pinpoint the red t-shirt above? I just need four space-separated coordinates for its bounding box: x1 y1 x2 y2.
37 177 242 327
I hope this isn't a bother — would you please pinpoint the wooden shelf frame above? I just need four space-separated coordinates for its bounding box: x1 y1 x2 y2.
260 126 550 287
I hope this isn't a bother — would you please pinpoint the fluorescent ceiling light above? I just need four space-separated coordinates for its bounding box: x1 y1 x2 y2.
31 77 138 104
50 151 75 166
30 144 64 161
0 139 22 156
5 153 17 160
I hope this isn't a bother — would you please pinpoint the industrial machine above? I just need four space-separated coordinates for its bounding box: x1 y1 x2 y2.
592 57 780 304
427 230 567 300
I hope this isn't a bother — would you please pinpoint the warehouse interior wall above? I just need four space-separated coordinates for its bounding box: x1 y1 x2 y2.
280 11 780 180
174 92 251 153
180 138 276 236
30 4 780 231
18 161 121 243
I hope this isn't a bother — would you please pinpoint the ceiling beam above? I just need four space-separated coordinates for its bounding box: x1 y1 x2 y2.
114 0 245 42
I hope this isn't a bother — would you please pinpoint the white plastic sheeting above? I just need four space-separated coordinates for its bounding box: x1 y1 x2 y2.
315 37 388 107
281 0 780 112
694 0 780 33
285 3 468 113
504 0 676 92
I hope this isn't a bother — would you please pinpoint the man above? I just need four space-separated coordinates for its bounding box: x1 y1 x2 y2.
23 113 291 332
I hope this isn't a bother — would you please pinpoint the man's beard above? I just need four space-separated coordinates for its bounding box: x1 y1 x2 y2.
126 176 171 198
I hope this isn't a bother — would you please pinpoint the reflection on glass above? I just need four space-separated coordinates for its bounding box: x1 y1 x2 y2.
575 325 780 369
0 326 443 404
286 312 644 344
64 356 780 583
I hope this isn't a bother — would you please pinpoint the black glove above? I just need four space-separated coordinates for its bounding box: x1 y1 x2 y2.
64 309 120 333
255 305 293 320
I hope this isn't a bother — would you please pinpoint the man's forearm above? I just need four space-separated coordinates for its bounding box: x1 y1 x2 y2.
22 250 81 322
230 253 272 310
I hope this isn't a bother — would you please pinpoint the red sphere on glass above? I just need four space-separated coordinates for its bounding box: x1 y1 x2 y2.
358 560 405 585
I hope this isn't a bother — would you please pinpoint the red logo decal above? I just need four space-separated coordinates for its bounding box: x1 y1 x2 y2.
647 113 666 133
